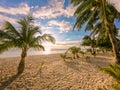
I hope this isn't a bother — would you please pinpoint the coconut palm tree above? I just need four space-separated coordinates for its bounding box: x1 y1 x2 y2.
60 53 67 61
0 16 55 74
71 0 120 64
66 46 80 59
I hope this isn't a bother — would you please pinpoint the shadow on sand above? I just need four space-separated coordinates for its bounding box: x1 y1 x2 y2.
0 74 20 90
86 56 112 67
64 60 81 71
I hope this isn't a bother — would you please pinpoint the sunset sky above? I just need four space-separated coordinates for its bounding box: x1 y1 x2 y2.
0 0 120 47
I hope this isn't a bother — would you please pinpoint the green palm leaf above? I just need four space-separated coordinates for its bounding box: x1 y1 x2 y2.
0 15 55 74
101 64 120 81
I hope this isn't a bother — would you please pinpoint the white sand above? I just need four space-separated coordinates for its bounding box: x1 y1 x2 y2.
0 53 116 90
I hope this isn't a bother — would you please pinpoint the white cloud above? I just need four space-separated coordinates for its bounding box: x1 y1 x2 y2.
33 0 120 20
108 0 120 12
52 40 80 50
0 14 17 24
0 3 30 15
0 14 17 29
64 4 77 18
0 3 30 27
33 0 76 19
47 20 72 32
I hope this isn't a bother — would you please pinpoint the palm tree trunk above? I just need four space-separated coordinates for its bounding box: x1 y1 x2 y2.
17 48 27 74
108 29 120 64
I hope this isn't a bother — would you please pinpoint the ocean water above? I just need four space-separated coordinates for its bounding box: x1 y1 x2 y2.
0 49 66 58
0 46 91 58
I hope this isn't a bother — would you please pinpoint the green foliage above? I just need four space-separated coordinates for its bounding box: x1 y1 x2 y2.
0 15 55 74
116 38 120 52
39 61 44 69
101 64 120 82
96 30 112 50
82 35 92 46
66 46 80 54
79 50 85 56
0 15 55 53
100 64 120 90
66 46 80 59
60 46 86 61
82 35 96 47
60 53 67 61
112 84 120 90
71 0 120 63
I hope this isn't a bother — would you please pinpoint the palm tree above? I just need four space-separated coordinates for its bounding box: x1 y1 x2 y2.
60 53 67 61
96 31 112 51
0 16 55 74
82 35 92 46
66 46 80 59
71 0 120 64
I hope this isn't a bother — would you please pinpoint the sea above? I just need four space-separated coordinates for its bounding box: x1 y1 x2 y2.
0 46 91 58
0 49 66 58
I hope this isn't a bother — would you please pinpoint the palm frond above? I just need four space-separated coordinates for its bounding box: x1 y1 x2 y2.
71 0 84 6
0 41 15 53
42 34 56 44
100 64 120 81
0 15 55 56
31 44 45 51
4 21 21 37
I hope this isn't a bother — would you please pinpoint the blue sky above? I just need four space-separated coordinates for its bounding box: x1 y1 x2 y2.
0 0 120 45
0 0 90 45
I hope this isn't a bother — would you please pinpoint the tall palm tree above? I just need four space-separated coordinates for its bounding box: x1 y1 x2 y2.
0 16 55 74
71 0 120 64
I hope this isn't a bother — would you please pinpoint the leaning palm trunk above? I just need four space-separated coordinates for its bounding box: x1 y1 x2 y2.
17 48 27 74
108 30 120 64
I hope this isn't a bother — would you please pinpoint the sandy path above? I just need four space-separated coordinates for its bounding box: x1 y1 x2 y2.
0 53 116 90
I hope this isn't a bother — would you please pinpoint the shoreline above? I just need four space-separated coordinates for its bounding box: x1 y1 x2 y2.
0 53 62 59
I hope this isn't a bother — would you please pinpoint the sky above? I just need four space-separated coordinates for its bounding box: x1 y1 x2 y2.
0 0 120 49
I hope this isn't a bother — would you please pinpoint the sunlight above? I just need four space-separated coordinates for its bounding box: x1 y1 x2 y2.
44 47 51 54
43 42 52 55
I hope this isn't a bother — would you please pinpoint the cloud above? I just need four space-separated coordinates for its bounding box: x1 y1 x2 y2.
51 40 80 50
0 3 30 27
108 0 120 12
33 0 76 19
47 20 72 32
64 4 77 18
33 0 119 20
56 40 80 45
0 14 17 29
0 3 30 15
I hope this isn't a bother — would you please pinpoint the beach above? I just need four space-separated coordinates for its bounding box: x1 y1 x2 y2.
0 53 116 90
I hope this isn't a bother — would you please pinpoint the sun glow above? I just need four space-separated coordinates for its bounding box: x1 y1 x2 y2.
43 42 52 55
44 47 51 54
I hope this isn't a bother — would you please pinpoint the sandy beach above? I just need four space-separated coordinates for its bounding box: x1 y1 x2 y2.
0 53 116 90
